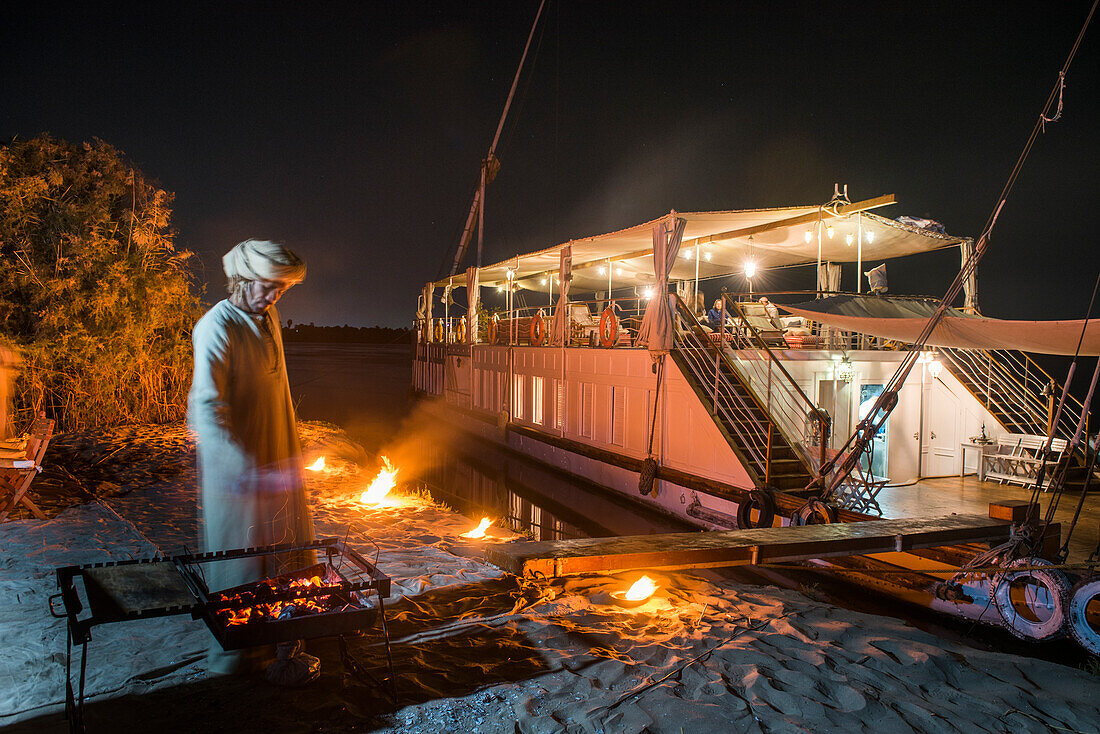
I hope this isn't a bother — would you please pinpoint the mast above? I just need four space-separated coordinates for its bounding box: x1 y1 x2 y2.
447 0 546 277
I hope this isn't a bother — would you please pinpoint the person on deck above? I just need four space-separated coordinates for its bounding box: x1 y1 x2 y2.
188 239 319 685
706 299 725 330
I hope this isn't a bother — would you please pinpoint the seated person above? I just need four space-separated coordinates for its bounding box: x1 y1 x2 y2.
758 296 780 321
706 299 725 329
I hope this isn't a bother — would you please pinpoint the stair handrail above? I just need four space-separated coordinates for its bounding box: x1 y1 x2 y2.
722 295 829 475
670 294 777 480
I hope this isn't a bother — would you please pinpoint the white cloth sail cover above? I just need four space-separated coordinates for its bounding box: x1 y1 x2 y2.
638 217 687 355
549 245 572 345
465 266 479 344
780 296 1100 356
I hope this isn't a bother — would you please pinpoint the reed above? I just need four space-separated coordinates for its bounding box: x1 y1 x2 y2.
0 135 203 431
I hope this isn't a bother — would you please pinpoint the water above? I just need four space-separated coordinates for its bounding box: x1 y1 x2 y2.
285 342 689 539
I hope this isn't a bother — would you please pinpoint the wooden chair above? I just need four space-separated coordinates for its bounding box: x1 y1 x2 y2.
0 414 55 522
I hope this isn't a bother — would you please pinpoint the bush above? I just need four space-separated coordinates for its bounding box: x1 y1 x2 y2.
0 135 202 430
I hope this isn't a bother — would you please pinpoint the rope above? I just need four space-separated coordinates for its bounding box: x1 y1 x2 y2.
814 0 1099 503
638 357 665 495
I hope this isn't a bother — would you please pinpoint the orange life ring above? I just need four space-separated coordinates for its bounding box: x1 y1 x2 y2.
433 319 443 343
529 313 545 346
599 307 618 348
488 317 499 344
455 318 467 343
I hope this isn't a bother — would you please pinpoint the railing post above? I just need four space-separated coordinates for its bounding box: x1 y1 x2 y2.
765 423 772 483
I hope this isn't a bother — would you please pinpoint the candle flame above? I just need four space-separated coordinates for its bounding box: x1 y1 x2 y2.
624 575 657 602
360 456 397 504
307 456 326 472
461 517 493 539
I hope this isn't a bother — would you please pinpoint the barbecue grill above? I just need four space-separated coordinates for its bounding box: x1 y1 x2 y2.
50 538 395 733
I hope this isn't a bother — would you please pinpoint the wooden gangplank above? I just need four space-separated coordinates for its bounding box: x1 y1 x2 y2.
484 515 1011 578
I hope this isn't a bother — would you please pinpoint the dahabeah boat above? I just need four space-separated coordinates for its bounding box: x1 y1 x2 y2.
411 186 1100 655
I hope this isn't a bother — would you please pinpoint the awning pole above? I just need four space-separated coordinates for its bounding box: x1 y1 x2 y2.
816 207 823 298
857 213 863 294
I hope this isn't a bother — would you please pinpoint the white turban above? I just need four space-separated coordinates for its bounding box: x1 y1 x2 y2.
222 239 306 285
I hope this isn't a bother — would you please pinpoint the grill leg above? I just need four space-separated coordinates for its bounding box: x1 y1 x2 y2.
377 596 397 703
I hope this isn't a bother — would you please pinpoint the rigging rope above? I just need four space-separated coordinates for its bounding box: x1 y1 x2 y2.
813 0 1099 502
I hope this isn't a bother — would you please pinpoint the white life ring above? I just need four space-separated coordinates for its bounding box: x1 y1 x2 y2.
1068 576 1100 655
991 557 1070 641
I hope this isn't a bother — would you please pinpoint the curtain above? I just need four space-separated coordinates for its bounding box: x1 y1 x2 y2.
960 239 978 313
549 245 572 345
465 266 479 344
637 216 687 356
817 262 841 293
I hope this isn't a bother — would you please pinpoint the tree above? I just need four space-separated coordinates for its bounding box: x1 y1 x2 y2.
0 134 203 430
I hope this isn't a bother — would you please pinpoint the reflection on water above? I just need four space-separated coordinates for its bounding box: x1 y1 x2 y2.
287 343 691 540
410 434 693 541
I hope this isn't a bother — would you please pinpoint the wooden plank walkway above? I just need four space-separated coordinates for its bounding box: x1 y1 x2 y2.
483 515 1011 578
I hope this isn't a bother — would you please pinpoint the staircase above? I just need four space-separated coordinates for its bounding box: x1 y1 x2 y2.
670 295 818 492
940 346 1095 491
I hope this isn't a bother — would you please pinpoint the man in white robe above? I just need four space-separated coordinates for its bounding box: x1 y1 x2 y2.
188 239 318 682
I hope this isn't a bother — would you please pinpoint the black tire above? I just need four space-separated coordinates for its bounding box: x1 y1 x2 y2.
736 489 776 529
794 499 837 526
1067 576 1100 656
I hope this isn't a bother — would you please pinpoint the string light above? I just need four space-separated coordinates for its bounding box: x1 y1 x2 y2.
846 233 854 246
597 266 606 275
826 226 835 239
540 278 547 286
864 230 874 244
615 267 623 277
703 250 712 262
804 229 813 243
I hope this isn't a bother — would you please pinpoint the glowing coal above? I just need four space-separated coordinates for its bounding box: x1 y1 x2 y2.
461 517 493 538
360 456 398 504
307 456 326 472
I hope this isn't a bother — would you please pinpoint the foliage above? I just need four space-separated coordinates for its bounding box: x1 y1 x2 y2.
0 134 202 430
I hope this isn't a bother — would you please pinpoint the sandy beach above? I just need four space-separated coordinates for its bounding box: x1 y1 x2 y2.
1 421 1097 733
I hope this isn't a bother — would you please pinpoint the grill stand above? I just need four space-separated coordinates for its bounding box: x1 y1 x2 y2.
50 539 396 733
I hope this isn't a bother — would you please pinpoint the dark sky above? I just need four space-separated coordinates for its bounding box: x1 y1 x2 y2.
4 1 1098 327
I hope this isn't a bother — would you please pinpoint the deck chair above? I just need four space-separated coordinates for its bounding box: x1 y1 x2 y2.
0 414 55 522
739 303 787 347
569 303 599 345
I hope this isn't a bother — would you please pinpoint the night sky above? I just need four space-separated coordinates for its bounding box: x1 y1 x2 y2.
4 2 1098 328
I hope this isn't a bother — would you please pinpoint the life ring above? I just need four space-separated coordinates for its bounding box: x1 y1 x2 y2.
529 313 545 346
736 488 776 530
793 499 838 526
991 557 1070 641
488 317 499 344
599 307 618 348
1068 576 1100 655
433 319 443 343
455 318 467 343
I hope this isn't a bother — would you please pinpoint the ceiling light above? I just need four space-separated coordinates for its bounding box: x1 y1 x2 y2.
615 268 623 277
864 230 874 244
804 229 813 243
540 278 547 286
846 233 854 246
744 260 757 279
597 266 606 276
704 251 712 262
826 226 835 239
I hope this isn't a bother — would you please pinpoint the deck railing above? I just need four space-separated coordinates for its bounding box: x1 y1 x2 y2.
940 346 1090 446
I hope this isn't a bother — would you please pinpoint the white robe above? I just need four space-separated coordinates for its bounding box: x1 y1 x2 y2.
188 300 315 596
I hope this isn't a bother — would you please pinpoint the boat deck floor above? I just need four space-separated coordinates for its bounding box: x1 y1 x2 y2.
877 475 1098 561
484 514 1011 578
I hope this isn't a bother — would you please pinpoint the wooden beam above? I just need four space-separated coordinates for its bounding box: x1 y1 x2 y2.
683 194 897 249
483 514 1012 577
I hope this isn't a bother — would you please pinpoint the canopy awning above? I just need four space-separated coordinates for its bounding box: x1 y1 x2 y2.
781 296 1100 356
434 195 965 294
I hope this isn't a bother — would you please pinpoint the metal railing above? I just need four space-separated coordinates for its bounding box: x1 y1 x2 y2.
940 346 1090 446
413 296 650 347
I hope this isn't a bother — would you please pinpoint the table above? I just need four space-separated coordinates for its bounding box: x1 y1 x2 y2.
960 441 993 480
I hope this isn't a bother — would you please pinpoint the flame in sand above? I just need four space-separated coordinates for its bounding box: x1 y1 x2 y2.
461 517 493 539
307 456 326 472
624 575 657 602
360 456 398 504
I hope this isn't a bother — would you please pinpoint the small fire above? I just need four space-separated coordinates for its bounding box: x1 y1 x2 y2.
461 517 493 539
360 456 398 504
307 456 326 472
624 575 657 602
